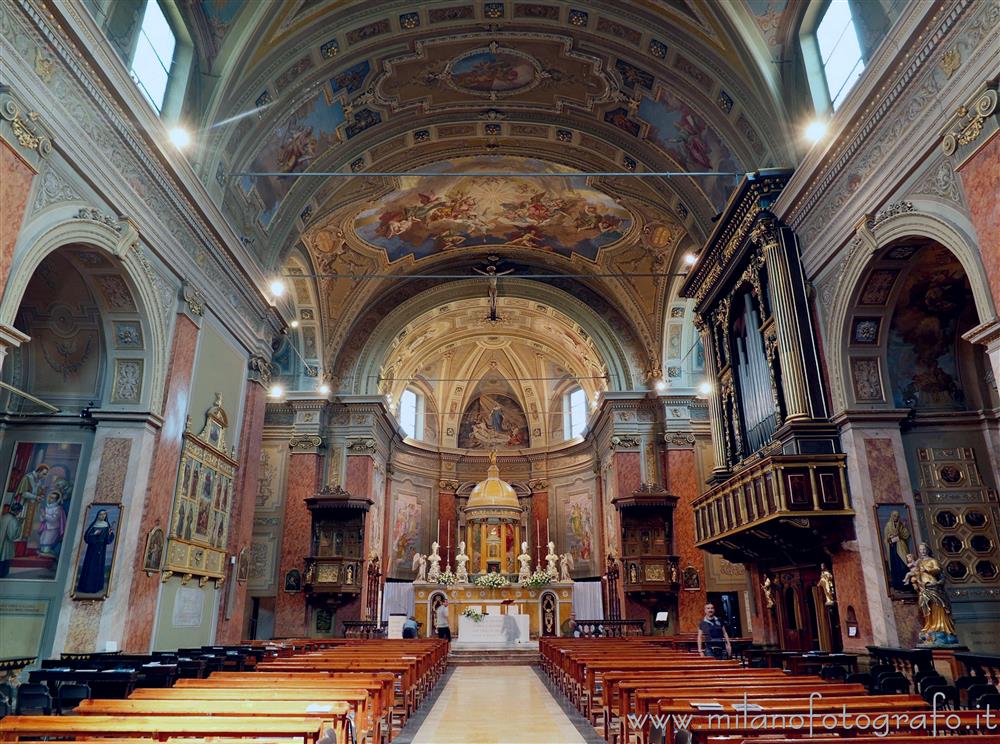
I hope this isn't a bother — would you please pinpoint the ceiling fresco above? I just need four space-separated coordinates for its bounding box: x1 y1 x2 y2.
352 156 633 261
180 1 792 391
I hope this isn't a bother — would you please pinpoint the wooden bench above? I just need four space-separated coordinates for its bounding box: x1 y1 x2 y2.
0 715 326 742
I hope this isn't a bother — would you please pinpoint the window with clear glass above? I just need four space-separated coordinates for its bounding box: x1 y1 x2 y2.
816 0 865 110
130 0 175 112
399 389 419 439
567 388 587 439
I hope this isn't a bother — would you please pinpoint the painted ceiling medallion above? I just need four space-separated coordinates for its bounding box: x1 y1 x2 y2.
445 43 542 99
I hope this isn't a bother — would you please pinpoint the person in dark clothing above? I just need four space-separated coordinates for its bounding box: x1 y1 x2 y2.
696 603 731 658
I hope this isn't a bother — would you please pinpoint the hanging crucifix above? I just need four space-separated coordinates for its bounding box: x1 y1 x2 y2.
474 260 514 321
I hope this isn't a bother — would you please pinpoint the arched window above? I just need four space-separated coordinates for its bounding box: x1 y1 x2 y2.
565 387 588 439
802 0 866 113
130 1 176 112
399 388 422 439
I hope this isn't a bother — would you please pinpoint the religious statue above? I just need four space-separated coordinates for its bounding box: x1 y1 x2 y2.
819 564 835 606
411 552 427 582
545 541 559 579
473 264 514 321
517 541 532 583
455 540 469 583
904 542 960 646
559 552 575 582
762 574 775 609
427 541 441 582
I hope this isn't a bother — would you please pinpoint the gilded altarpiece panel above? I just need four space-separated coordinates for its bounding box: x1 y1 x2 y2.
164 396 238 583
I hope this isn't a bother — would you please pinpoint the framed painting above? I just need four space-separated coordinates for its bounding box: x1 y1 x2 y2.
143 526 164 575
237 546 249 583
1 441 83 581
874 503 918 599
71 503 122 600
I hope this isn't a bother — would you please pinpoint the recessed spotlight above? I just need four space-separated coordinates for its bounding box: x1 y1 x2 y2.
318 384 331 395
698 381 713 397
804 119 828 143
168 127 191 149
268 384 284 398
289 320 300 328
683 253 698 266
269 279 286 297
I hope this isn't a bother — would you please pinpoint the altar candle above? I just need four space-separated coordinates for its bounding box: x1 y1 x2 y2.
437 519 441 547
536 521 541 562
546 518 550 546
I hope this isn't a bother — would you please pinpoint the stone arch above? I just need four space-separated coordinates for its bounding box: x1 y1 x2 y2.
1 214 173 413
350 280 641 397
824 205 996 414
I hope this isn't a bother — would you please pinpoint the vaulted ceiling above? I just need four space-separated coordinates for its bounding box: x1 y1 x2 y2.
181 0 801 390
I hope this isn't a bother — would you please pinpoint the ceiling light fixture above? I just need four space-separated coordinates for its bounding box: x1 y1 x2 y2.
698 381 713 397
268 384 284 398
318 384 331 395
804 119 828 143
683 253 698 266
655 379 668 393
289 320 299 328
269 279 286 297
168 127 191 149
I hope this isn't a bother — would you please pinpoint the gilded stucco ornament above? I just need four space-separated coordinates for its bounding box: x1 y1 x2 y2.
941 87 998 155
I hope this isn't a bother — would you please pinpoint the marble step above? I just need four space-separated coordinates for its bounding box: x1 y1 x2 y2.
448 648 539 666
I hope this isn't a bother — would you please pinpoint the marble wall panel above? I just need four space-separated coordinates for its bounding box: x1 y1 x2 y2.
0 139 36 291
958 133 1000 309
273 452 321 636
437 485 457 569
864 437 903 503
830 548 872 653
614 451 641 497
123 314 199 651
668 448 707 632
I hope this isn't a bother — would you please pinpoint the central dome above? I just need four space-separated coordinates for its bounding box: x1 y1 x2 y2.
465 452 521 513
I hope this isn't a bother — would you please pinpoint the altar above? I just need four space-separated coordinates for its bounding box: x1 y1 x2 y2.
414 583 574 640
457 613 530 644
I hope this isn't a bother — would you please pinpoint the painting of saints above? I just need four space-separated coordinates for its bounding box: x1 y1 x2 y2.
197 472 213 536
392 498 421 569
37 491 66 557
566 496 594 563
878 505 915 596
458 393 530 449
74 505 119 598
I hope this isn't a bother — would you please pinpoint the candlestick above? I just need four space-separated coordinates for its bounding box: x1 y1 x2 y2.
536 521 541 563
437 519 441 546
546 518 550 546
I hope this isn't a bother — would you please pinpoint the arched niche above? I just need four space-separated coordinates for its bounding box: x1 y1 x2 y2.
1 216 172 414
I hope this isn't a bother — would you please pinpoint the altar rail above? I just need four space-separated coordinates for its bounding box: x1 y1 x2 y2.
573 619 645 637
954 652 1000 685
341 620 387 639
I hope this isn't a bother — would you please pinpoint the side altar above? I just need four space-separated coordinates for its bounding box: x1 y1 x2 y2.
411 453 575 639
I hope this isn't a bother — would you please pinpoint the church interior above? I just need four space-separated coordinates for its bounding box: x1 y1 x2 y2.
1 0 999 740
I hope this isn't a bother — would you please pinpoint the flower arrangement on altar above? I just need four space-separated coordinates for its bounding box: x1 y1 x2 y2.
523 569 552 588
437 570 457 585
462 608 484 623
474 572 510 589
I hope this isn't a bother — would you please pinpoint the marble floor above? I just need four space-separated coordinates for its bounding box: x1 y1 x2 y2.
408 666 589 743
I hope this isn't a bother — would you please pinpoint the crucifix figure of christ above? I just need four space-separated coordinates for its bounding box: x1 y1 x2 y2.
473 264 514 321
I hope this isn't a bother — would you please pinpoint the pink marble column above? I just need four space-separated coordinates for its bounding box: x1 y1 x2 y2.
274 451 322 637
667 448 708 632
346 454 375 620
215 380 267 643
123 314 199 651
957 131 1000 307
0 138 36 292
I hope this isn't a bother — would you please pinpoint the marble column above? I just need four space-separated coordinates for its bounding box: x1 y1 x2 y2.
346 444 375 620
122 313 199 651
215 363 268 644
53 415 160 654
943 81 999 310
528 481 549 569
274 441 323 637
438 481 458 570
665 439 707 632
0 128 38 293
754 220 812 421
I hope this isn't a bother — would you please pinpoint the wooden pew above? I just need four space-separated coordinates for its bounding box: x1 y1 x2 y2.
0 715 326 742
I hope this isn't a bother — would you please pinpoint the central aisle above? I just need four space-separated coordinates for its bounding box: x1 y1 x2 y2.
408 666 589 743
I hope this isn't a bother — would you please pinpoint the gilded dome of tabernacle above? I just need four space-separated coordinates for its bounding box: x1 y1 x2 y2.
466 452 521 513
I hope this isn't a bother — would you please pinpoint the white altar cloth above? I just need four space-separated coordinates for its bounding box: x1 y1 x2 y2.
457 613 530 644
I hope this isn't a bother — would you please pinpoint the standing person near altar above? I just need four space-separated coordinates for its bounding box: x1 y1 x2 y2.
435 598 452 641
